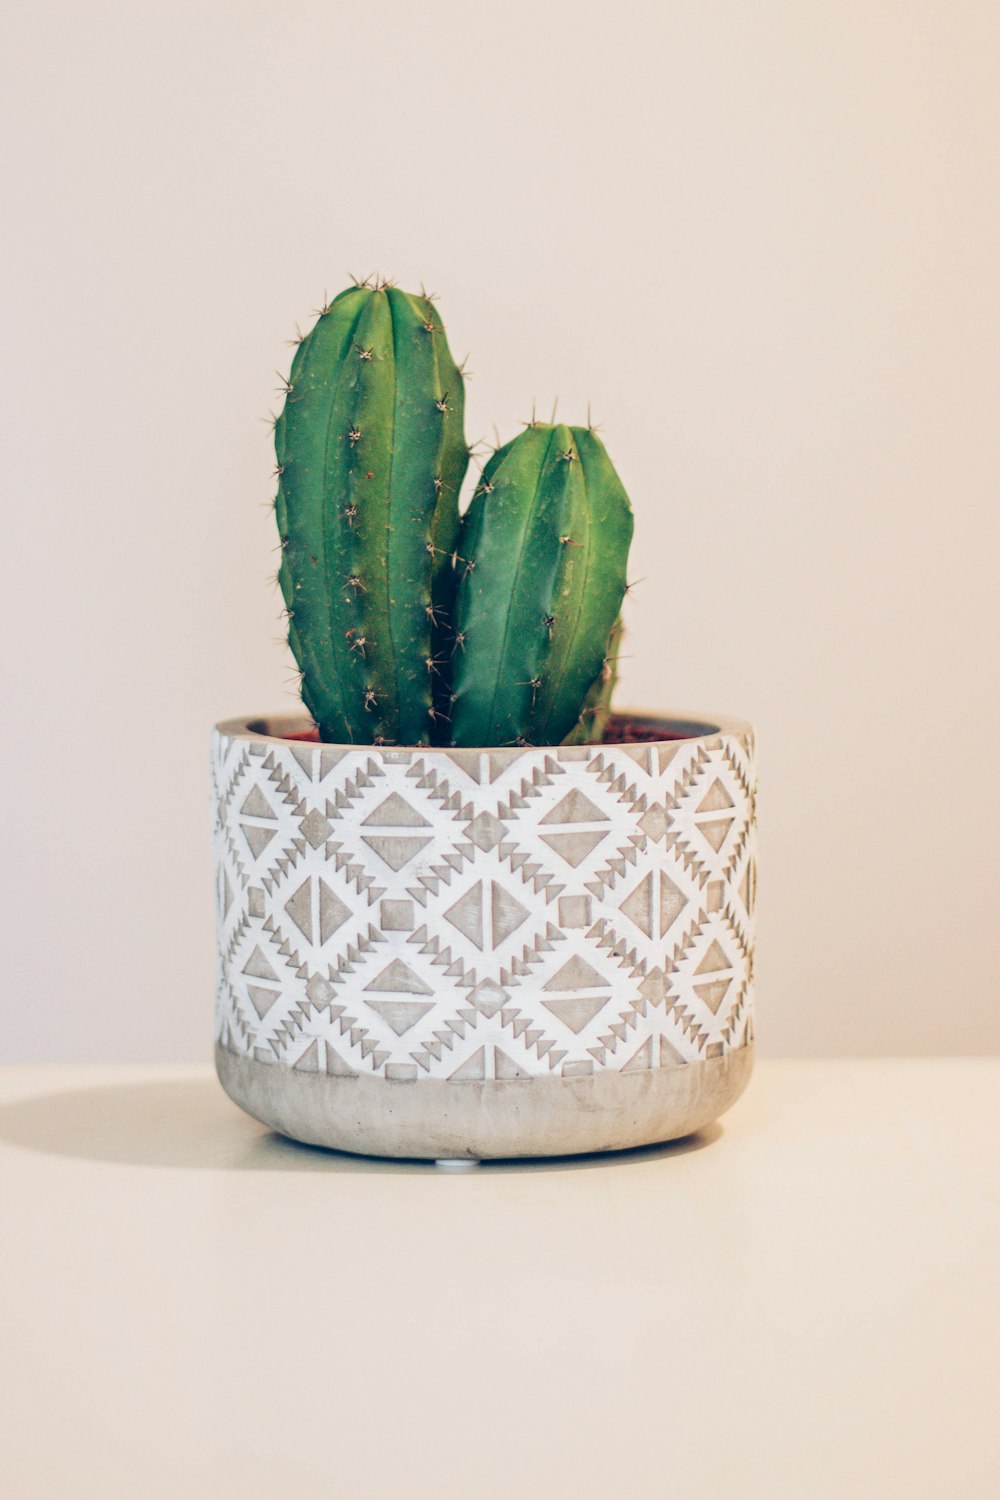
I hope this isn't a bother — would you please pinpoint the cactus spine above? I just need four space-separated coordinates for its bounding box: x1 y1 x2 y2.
274 282 468 745
448 424 633 747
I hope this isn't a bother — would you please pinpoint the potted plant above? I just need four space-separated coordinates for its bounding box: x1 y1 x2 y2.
212 278 757 1159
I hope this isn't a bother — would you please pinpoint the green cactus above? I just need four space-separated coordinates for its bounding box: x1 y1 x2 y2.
274 280 468 745
563 616 624 744
448 423 633 747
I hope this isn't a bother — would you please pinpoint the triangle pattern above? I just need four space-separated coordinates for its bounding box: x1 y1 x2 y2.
698 816 734 853
450 1045 486 1081
485 749 523 782
657 743 682 774
494 1047 531 1081
696 939 731 975
621 744 652 770
621 1036 653 1072
243 944 278 981
241 823 277 860
284 878 313 942
540 829 607 868
444 881 484 949
364 958 433 995
240 784 276 819
540 788 609 825
247 984 279 1019
288 745 316 779
618 872 653 937
325 1043 356 1077
491 882 530 945
694 978 731 1014
444 752 483 785
366 999 435 1036
361 835 432 871
542 994 610 1034
319 880 351 944
362 793 429 827
543 955 606 991
294 1039 322 1071
660 873 688 935
696 778 735 813
660 1034 687 1066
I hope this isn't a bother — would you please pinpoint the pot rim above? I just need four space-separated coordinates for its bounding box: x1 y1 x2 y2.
214 707 753 752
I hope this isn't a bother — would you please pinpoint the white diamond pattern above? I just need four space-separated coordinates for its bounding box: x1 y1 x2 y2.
212 723 757 1080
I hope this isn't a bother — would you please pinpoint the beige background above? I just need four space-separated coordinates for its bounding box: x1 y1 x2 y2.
2 0 997 1063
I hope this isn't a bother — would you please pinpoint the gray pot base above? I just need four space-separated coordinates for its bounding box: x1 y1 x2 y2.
216 1040 754 1160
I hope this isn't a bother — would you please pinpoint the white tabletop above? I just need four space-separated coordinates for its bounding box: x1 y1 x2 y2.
2 1060 998 1499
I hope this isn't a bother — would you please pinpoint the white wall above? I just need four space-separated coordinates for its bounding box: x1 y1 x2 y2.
3 0 998 1062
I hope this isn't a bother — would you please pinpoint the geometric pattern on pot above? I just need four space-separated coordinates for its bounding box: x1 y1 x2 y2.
212 714 757 1083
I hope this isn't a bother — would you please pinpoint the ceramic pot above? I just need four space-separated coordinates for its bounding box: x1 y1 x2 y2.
211 711 757 1159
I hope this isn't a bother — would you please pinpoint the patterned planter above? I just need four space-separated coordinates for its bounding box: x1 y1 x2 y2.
212 711 757 1159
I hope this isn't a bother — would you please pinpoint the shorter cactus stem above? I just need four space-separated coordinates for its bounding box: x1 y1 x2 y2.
448 424 633 747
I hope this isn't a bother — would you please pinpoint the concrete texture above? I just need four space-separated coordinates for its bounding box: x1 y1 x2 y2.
216 1038 755 1158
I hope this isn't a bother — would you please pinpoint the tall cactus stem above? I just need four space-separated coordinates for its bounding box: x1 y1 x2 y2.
274 284 468 744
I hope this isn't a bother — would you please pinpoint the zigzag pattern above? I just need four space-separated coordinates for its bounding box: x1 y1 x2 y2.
212 718 757 1081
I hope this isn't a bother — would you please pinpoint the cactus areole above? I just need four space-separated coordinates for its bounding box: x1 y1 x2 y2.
274 280 633 749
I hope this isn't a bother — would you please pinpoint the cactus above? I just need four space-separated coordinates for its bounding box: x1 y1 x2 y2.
274 280 468 745
448 423 633 747
563 616 623 744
